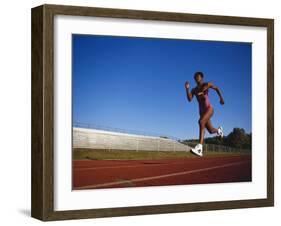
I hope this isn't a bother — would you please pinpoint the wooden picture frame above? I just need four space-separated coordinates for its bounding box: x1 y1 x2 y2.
31 4 274 221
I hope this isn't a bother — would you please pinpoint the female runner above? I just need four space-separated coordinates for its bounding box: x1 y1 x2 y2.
185 72 225 156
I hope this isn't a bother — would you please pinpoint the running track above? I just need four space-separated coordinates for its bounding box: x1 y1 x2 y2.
73 155 251 190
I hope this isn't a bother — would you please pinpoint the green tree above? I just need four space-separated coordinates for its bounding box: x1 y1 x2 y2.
226 128 251 148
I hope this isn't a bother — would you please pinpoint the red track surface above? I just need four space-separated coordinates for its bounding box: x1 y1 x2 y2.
73 155 251 190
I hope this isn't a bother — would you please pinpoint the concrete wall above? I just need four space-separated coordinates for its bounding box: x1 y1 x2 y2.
73 127 191 152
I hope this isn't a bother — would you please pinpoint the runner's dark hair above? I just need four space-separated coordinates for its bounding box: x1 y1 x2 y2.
194 71 204 78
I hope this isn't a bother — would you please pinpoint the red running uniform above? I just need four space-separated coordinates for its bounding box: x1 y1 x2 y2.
196 88 211 116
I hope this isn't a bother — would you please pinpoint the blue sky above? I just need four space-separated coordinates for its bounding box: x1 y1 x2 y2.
72 34 252 140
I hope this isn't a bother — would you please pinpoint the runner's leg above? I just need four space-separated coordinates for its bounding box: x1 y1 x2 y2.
199 107 214 144
206 119 218 134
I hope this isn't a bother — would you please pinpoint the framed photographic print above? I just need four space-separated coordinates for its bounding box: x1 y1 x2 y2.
31 4 274 221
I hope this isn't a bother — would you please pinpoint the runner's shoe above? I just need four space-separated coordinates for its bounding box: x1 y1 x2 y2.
217 126 223 138
190 143 203 157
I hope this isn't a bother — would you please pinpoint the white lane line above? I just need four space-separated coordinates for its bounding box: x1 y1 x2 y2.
75 160 250 189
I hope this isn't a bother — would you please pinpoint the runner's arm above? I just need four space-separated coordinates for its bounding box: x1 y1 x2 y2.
208 82 225 105
185 82 194 102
